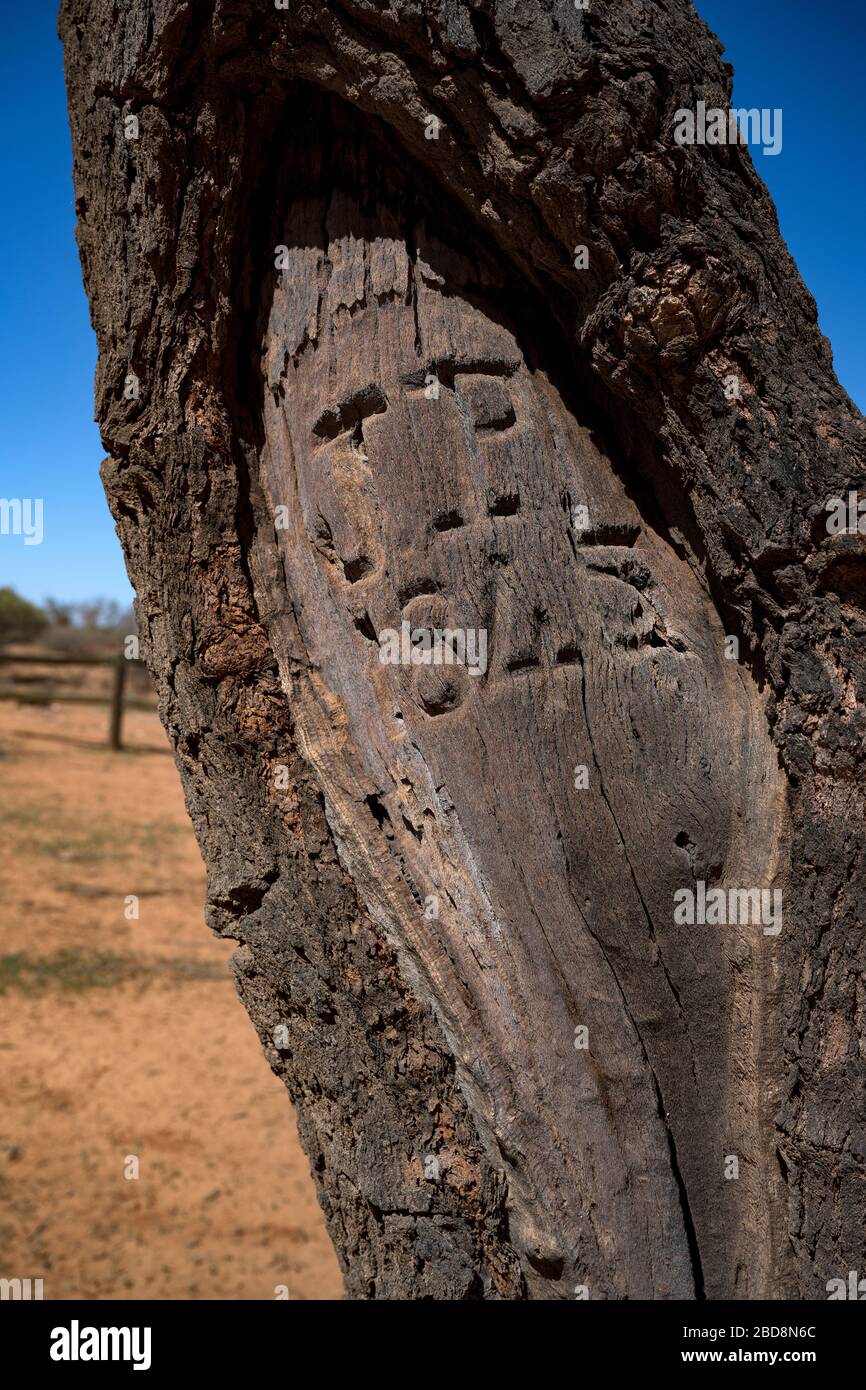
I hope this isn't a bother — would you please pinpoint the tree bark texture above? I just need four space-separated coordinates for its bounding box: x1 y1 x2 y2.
61 0 865 1299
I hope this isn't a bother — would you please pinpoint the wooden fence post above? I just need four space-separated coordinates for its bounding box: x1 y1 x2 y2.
108 653 126 750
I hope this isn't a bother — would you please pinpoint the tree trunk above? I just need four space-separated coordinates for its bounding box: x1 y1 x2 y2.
61 0 865 1300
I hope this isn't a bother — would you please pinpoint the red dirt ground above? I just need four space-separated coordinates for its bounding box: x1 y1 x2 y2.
0 700 342 1300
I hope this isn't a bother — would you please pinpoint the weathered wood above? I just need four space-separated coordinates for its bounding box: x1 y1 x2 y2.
0 687 150 713
108 653 127 750
0 652 143 748
61 0 865 1299
0 654 120 666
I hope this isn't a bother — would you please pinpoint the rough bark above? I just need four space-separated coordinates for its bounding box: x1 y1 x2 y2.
61 0 865 1300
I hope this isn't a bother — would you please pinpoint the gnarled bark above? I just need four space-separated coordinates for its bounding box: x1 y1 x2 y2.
61 0 865 1299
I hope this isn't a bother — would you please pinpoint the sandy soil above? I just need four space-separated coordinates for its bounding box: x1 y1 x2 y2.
0 700 342 1300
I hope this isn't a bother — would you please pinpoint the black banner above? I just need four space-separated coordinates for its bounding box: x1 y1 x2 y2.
2 1298 860 1375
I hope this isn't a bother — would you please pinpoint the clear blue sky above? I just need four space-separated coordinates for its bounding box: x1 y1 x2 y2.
1 2 863 607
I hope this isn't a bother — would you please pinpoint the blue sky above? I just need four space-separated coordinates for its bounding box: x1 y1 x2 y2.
1 1 863 607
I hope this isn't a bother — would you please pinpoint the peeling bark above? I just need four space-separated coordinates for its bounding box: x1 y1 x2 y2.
61 0 865 1299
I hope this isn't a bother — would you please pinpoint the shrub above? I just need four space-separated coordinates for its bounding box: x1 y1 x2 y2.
0 588 48 647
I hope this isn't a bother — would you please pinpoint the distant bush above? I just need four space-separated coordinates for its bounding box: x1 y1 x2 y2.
43 597 132 633
41 596 136 657
0 588 48 647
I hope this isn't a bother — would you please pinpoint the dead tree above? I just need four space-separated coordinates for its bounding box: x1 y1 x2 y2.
61 0 865 1299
